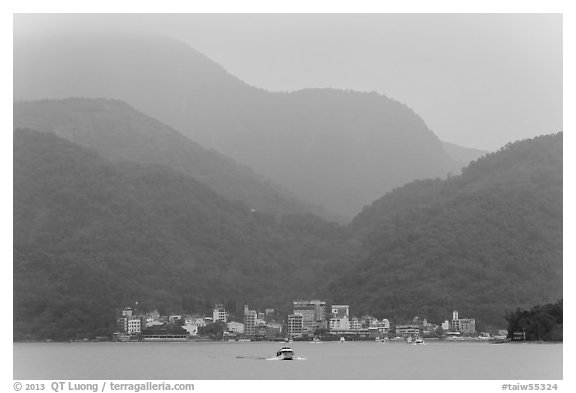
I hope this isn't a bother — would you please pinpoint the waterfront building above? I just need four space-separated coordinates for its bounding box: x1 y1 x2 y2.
186 317 206 327
350 317 361 330
293 300 327 335
380 319 391 329
287 314 304 338
451 310 476 334
126 317 143 334
117 307 143 334
329 304 351 332
227 321 244 334
213 304 227 323
243 306 257 336
146 320 164 328
329 315 350 330
395 324 421 336
255 322 268 339
169 315 182 323
360 315 378 327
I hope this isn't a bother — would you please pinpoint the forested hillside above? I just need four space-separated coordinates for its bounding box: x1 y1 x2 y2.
328 133 562 326
13 128 356 341
13 123 562 339
14 98 330 220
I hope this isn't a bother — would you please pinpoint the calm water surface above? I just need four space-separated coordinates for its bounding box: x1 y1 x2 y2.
13 341 562 380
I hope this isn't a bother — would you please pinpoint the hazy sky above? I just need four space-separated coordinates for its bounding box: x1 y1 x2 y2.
14 13 562 151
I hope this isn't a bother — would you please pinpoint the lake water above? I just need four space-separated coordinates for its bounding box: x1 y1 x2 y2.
13 340 562 380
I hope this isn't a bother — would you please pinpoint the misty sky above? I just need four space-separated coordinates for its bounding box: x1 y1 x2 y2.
14 13 562 151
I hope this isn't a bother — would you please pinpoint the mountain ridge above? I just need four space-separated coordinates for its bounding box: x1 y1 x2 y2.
15 33 465 219
14 97 332 220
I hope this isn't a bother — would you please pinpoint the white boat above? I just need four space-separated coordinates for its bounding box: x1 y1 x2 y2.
375 337 381 343
414 337 424 345
276 346 294 360
311 337 322 343
340 337 346 343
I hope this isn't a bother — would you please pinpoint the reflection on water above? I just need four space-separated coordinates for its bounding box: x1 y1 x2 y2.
14 341 562 380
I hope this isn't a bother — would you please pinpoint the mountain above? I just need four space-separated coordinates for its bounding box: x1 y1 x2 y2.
328 133 562 326
13 98 330 219
442 141 489 170
13 128 357 340
13 127 561 339
14 34 462 220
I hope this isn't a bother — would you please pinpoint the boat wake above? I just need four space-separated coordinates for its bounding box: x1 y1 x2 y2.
235 356 307 361
265 356 307 361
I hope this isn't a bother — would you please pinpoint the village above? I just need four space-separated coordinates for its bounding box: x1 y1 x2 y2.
114 300 508 342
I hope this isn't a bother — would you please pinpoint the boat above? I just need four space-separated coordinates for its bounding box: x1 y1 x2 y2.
340 336 346 343
276 346 294 360
311 336 322 343
406 336 413 344
414 337 424 345
375 337 381 343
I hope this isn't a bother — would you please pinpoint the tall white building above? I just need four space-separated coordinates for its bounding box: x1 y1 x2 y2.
288 314 304 338
451 310 476 334
213 304 227 323
126 317 142 334
243 305 257 336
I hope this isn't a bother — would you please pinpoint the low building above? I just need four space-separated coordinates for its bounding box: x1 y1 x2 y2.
330 316 350 331
182 323 198 336
395 325 421 336
227 321 244 335
379 319 391 329
350 317 362 331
